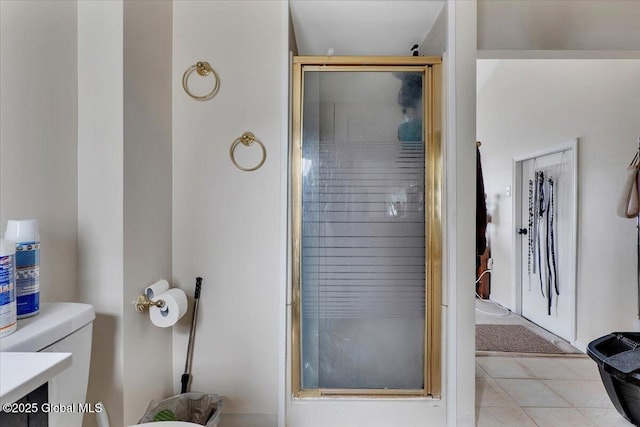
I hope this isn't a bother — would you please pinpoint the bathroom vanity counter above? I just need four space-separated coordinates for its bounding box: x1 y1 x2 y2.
0 352 71 405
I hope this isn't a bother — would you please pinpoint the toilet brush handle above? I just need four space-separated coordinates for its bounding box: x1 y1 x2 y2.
181 373 190 394
181 277 203 394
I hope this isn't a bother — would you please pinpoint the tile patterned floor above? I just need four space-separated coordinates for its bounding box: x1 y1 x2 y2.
475 300 634 426
476 354 634 426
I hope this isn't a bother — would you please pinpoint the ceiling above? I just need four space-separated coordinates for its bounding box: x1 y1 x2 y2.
289 0 446 56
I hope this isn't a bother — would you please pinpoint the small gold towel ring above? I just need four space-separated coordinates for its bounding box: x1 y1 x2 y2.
182 61 220 101
230 132 267 172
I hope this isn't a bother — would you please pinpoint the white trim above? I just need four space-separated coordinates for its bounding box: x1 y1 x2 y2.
512 142 577 163
512 139 579 346
279 2 290 426
447 1 478 425
511 159 523 314
444 3 457 425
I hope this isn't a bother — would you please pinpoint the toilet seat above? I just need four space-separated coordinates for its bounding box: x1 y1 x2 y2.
129 422 200 427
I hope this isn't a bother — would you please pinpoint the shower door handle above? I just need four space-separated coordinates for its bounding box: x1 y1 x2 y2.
517 228 528 235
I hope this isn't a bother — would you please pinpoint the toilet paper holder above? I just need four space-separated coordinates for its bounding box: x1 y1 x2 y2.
135 294 166 312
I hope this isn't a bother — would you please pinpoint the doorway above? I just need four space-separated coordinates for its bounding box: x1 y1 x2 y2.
514 141 578 344
288 55 444 427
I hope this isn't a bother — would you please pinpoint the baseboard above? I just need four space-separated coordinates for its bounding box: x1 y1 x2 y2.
220 413 277 427
572 340 587 353
454 415 476 427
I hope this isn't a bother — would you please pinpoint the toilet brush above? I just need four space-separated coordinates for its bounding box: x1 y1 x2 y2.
181 277 202 393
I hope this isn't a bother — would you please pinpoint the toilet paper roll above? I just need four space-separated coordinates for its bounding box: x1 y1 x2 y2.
145 279 170 300
150 288 188 328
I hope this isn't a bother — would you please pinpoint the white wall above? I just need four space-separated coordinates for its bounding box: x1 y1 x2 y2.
423 2 478 425
0 0 78 303
478 0 640 52
445 2 477 425
77 1 125 425
122 1 174 423
477 59 640 348
2 2 478 425
79 1 174 425
420 3 445 57
172 1 286 424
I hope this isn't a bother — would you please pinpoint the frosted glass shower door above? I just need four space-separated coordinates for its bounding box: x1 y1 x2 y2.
291 59 441 400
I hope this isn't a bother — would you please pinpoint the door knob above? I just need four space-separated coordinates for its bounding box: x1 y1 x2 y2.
517 228 528 235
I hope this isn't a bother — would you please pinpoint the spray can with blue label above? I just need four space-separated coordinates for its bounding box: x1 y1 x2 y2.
5 220 40 318
0 239 17 337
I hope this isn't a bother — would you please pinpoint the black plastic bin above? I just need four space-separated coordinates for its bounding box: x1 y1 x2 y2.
588 332 640 425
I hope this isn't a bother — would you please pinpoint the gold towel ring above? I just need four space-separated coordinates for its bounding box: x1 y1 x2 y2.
182 61 220 101
230 132 267 172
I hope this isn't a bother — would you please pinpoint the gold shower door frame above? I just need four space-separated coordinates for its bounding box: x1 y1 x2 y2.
291 56 442 399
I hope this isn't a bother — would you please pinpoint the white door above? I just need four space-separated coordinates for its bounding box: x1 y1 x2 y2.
518 144 577 342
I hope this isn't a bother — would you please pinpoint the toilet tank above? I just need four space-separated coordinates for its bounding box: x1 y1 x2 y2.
0 302 95 427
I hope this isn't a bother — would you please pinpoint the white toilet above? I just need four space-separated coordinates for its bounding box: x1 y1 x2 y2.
0 302 95 427
132 423 201 427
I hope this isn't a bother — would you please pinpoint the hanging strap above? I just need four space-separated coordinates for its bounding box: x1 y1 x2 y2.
617 159 640 219
537 171 546 297
545 177 559 316
545 178 552 315
527 179 534 275
532 171 539 275
549 177 559 297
